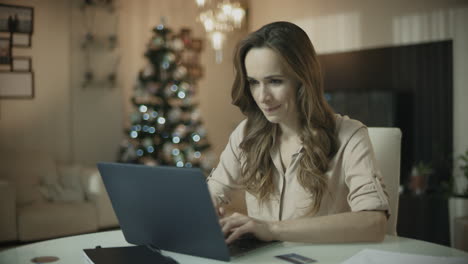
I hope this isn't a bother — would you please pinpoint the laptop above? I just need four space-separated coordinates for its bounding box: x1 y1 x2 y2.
97 162 276 261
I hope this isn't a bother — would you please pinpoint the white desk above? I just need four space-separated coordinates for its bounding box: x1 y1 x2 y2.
1 230 467 264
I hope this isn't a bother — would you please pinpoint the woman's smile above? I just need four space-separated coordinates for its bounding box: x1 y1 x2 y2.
263 104 281 113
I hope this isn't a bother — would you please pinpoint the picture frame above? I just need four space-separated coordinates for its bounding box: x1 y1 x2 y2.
0 71 34 99
0 3 34 34
12 56 31 71
12 33 31 47
0 37 10 65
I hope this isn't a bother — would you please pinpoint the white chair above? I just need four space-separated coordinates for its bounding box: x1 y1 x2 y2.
367 127 402 235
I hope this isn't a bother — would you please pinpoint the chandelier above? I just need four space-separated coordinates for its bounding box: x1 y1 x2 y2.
195 0 246 63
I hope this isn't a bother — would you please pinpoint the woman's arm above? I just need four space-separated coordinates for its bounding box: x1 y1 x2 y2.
220 210 387 244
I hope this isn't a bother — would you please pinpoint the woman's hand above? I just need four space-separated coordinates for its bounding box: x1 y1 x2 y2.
219 212 276 244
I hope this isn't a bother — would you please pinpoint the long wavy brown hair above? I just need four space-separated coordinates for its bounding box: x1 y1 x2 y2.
231 21 338 213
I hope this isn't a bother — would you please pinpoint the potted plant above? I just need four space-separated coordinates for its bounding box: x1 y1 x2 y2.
408 161 433 195
448 148 468 246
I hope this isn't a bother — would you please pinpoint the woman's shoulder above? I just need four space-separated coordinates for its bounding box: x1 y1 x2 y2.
228 118 248 143
334 114 367 143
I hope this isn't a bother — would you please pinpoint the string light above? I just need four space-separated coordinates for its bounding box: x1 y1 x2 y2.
172 148 180 156
136 149 144 156
147 146 155 153
157 117 166 124
139 105 148 112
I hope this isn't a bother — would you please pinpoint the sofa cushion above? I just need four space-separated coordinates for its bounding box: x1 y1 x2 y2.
17 201 98 241
17 184 45 206
80 166 102 202
58 164 85 202
40 164 87 203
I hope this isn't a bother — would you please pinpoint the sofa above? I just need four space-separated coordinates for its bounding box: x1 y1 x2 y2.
0 151 119 242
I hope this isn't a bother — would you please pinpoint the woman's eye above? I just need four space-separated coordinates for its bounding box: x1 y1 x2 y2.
270 79 283 85
248 79 259 86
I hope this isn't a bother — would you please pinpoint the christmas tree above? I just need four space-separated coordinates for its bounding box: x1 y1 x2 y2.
118 23 214 173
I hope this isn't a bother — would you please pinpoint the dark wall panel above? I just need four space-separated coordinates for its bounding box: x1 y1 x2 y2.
318 41 453 186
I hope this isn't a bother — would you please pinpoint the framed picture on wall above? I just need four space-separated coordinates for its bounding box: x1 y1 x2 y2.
0 71 34 99
12 56 31 71
0 3 34 34
12 33 31 47
0 37 10 65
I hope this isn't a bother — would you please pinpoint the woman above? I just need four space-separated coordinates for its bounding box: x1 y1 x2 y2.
207 21 389 244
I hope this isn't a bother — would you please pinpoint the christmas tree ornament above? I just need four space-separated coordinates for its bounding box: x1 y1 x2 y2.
179 82 190 91
180 28 192 46
173 65 188 80
175 124 188 137
168 107 182 122
191 109 201 122
164 52 176 63
171 37 185 51
163 142 174 158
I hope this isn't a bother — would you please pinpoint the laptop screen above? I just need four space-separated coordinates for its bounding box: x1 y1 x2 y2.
97 162 231 261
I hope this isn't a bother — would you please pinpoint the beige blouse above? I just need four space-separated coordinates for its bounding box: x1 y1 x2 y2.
207 114 390 221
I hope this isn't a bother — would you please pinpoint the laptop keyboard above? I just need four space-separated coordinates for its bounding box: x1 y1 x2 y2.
227 233 276 256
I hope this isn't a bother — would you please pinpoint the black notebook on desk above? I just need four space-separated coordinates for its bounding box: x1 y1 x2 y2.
83 245 177 264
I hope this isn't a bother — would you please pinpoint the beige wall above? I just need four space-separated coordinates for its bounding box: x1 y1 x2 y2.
0 0 245 165
0 0 72 161
248 0 468 190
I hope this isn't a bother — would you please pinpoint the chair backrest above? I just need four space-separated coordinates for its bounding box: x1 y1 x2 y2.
367 127 402 235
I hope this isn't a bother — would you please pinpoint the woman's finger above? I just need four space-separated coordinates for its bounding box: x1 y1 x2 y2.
221 215 249 235
226 224 252 244
218 207 225 217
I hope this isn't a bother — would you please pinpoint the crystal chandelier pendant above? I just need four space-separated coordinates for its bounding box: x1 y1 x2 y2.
195 0 246 63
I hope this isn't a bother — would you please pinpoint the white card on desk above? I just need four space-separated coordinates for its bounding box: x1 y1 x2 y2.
341 249 467 264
